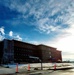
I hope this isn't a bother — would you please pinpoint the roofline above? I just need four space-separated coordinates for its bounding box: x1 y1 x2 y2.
12 39 37 46
38 44 57 49
3 39 61 52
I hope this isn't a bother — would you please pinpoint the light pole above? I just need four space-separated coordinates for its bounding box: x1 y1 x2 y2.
39 59 43 70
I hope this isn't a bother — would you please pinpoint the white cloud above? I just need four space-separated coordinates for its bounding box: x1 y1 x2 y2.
3 0 74 34
35 0 74 34
8 30 23 41
0 27 5 41
0 35 5 41
15 35 22 41
0 27 23 41
9 31 13 37
0 27 5 35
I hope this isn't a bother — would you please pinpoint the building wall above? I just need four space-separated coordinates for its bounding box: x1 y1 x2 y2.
55 50 62 62
50 48 62 62
2 39 14 64
37 45 62 63
0 41 3 64
0 39 62 64
13 40 39 63
37 45 52 62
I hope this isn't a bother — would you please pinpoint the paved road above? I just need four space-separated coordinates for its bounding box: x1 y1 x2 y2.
0 70 74 75
11 69 74 75
48 70 74 75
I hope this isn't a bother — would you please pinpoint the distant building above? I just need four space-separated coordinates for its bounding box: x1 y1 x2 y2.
0 39 62 64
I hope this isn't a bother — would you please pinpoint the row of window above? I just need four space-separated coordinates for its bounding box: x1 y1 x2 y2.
15 42 36 50
14 53 31 56
14 58 39 62
14 47 33 53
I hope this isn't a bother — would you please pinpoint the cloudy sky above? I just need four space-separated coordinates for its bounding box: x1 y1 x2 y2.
0 0 74 61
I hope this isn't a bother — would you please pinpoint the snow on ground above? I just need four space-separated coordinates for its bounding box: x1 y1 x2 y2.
2 63 74 69
3 63 28 68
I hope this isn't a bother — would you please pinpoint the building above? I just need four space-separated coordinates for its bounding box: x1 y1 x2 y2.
0 39 62 64
37 45 62 63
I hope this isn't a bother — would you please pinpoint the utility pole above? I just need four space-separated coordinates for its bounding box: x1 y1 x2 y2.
39 59 43 70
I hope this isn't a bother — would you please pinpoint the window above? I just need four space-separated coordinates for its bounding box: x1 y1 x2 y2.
49 52 51 54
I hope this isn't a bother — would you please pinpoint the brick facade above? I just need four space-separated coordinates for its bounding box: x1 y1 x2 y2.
0 39 62 64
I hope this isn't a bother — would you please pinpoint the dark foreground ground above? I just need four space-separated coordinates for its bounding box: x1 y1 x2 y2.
0 69 74 75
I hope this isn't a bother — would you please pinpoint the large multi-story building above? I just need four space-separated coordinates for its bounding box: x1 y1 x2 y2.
0 39 62 64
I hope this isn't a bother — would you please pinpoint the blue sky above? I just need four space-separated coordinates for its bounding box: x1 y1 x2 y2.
0 0 74 61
